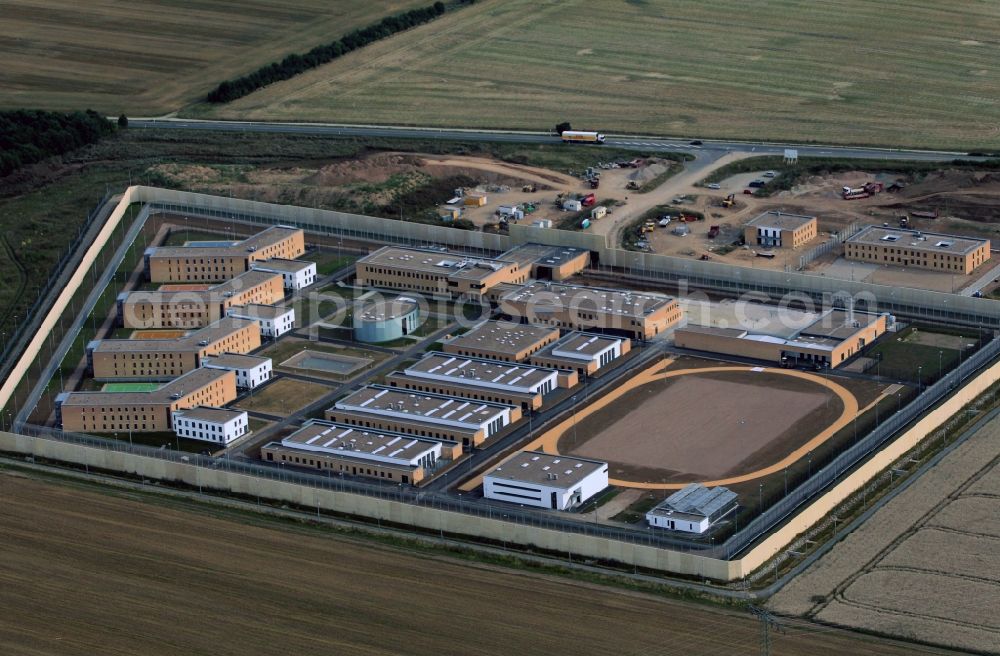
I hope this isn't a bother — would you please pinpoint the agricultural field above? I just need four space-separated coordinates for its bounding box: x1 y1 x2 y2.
770 410 1000 654
0 0 427 115
0 471 947 656
207 0 1000 150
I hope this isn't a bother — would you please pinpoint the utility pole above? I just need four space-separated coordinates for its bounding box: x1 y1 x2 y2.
750 605 783 656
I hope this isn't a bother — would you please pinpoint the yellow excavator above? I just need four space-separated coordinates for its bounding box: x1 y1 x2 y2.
721 193 736 208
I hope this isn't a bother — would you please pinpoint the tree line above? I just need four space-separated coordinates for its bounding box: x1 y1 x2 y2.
207 1 456 104
0 110 115 178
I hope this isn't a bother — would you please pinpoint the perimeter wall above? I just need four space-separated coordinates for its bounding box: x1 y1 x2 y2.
3 186 1000 580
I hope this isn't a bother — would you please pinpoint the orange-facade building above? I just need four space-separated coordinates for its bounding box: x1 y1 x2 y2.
57 368 237 434
86 318 260 381
119 271 284 329
145 226 305 283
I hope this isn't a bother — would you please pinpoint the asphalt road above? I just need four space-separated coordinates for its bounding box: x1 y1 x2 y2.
128 118 977 162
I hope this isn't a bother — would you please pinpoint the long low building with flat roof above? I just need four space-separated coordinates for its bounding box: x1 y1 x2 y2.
527 332 630 377
325 385 520 448
226 303 295 338
845 226 990 274
383 371 542 413
260 419 462 485
145 225 305 283
172 406 248 445
250 257 317 290
499 282 682 340
201 352 272 389
442 321 560 362
498 243 590 281
87 318 260 381
118 270 284 329
355 246 529 298
675 309 890 369
406 352 564 395
743 211 817 249
483 450 609 510
57 367 237 434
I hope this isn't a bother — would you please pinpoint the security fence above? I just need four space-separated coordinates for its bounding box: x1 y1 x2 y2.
797 221 862 270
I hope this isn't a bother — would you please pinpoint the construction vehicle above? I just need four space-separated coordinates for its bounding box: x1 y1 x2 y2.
581 193 597 207
699 254 711 261
721 194 735 208
708 225 720 239
522 184 537 193
625 180 640 190
842 182 883 200
899 215 910 228
561 130 606 144
589 177 600 189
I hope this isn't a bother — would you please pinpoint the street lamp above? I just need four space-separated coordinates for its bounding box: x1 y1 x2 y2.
918 365 923 392
571 395 578 446
758 482 763 513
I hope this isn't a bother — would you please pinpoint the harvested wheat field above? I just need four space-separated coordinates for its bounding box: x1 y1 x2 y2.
0 471 953 655
0 0 426 114
770 413 1000 654
211 0 1000 149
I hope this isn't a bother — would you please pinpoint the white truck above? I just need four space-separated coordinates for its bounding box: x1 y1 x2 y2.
560 130 606 144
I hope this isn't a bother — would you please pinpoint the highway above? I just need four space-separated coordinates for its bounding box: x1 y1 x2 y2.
127 118 976 163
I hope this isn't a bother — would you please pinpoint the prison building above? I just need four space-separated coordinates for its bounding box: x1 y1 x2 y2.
383 372 542 414
226 303 295 338
250 257 317 290
844 226 990 274
325 385 520 448
201 353 272 389
498 243 590 281
56 368 237 434
527 332 630 377
442 321 560 362
646 483 738 534
145 226 305 283
172 407 248 445
353 296 421 343
483 451 608 511
118 270 284 329
260 419 462 485
674 309 889 369
86 318 260 381
354 246 528 298
742 211 817 249
499 282 682 340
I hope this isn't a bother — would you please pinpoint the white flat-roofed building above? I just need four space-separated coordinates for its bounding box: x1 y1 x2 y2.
405 352 559 396
201 352 272 389
484 450 608 510
529 332 627 376
326 385 517 447
226 303 295 338
172 407 248 445
251 257 317 290
646 483 738 534
260 419 463 485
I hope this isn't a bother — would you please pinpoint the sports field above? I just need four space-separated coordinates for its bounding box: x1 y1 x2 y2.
101 382 161 392
209 0 1000 149
0 0 427 114
0 472 943 656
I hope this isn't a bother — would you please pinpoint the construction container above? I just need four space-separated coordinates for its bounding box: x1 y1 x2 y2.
591 206 607 220
464 193 488 207
563 199 582 212
441 206 461 220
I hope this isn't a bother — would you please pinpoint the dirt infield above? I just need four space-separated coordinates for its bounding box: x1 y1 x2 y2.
131 330 188 340
569 371 833 481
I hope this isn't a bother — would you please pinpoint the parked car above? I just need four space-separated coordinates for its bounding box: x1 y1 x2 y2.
690 140 703 146
762 170 777 178
706 183 721 190
743 189 754 195
748 180 766 188
658 217 672 227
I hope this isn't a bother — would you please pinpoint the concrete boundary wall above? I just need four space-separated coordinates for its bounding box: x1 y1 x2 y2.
0 430 736 580
3 185 998 580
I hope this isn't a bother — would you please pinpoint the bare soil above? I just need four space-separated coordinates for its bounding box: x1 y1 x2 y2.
563 370 840 483
0 472 949 656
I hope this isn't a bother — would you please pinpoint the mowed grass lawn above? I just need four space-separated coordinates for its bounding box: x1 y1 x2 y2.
0 0 428 115
208 0 1000 149
234 377 332 415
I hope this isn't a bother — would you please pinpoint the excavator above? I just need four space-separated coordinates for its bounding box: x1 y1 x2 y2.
721 193 736 208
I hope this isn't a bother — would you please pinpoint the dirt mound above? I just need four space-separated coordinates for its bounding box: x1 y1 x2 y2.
629 161 670 184
305 153 423 186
